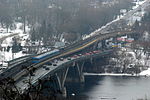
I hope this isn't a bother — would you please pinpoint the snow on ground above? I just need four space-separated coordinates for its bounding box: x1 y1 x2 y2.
140 68 150 76
85 71 150 77
0 22 30 63
0 50 13 63
84 73 138 76
0 50 26 64
0 22 30 45
132 0 146 9
0 49 27 64
0 33 14 39
83 0 148 40
1 37 13 47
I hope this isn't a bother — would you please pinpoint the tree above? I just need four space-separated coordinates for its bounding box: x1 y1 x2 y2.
0 3 13 31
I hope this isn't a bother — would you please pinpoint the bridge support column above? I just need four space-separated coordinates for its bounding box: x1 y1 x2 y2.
72 62 76 67
56 67 69 97
90 58 93 64
93 41 99 50
76 62 85 83
93 41 103 50
101 40 107 49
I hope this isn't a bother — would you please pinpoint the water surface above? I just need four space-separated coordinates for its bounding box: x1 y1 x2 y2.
66 76 150 100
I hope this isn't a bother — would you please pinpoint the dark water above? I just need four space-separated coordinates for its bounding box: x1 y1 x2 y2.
66 75 150 100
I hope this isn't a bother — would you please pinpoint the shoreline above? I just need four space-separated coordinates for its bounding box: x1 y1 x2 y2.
84 72 150 77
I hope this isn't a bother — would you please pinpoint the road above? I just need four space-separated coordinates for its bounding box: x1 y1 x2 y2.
16 49 114 93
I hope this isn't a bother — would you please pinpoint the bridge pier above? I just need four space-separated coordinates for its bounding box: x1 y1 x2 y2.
93 41 99 50
56 67 69 97
90 58 93 64
101 40 107 49
76 62 85 83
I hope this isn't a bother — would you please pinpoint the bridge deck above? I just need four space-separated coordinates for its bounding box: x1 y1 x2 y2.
16 50 114 92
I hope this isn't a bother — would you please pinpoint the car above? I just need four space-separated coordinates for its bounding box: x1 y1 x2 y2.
0 67 6 70
72 55 78 58
53 63 57 66
93 50 100 54
43 65 47 69
54 59 58 63
45 67 50 70
31 73 35 76
46 62 52 65
78 54 82 56
89 52 93 55
22 80 28 83
85 53 90 55
22 50 27 54
60 58 64 61
67 57 71 60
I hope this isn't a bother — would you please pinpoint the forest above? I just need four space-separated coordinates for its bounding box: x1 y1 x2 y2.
0 0 133 44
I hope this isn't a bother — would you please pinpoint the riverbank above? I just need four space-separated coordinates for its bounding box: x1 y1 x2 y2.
84 68 150 77
139 68 150 76
84 73 138 76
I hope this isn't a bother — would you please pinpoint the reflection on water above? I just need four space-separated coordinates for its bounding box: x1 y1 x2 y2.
66 76 150 100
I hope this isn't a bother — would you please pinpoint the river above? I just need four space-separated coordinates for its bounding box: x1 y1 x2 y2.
66 75 150 100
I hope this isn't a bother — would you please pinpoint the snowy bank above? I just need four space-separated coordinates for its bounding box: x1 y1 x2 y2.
84 71 150 77
0 22 30 62
140 68 150 76
84 73 138 76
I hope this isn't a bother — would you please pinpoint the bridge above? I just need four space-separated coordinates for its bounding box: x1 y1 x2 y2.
0 29 136 98
16 49 115 94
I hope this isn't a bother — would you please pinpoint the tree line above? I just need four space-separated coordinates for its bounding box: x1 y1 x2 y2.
0 0 133 44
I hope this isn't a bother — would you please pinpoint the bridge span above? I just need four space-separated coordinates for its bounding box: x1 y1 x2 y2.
0 28 135 99
0 30 136 98
12 30 134 81
16 49 114 94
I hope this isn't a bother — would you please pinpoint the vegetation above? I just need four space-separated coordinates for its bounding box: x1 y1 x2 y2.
0 0 133 44
109 10 150 74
